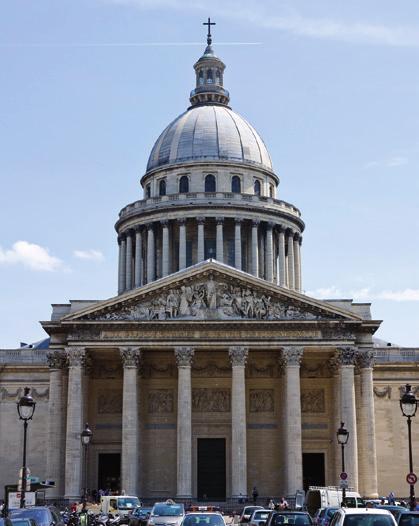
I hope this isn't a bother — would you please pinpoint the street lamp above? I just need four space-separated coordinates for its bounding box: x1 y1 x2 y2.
337 422 349 506
400 384 417 511
81 423 93 502
17 387 36 509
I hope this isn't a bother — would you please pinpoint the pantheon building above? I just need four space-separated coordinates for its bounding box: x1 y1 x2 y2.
1 28 418 503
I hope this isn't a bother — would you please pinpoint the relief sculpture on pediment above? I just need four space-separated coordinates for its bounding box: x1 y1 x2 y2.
85 275 339 322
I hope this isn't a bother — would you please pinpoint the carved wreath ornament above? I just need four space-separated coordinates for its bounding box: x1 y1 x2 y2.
86 276 339 322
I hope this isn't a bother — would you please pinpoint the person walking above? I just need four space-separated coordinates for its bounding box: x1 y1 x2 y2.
252 487 259 505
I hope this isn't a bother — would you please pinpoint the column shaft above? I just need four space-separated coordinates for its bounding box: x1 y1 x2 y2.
120 237 127 292
278 230 286 286
118 238 124 294
266 224 273 282
147 225 155 282
216 219 224 263
175 347 194 498
46 351 66 497
134 229 142 288
64 348 86 500
125 231 133 290
294 236 301 292
251 221 259 277
229 347 248 498
234 220 242 270
287 232 295 289
120 348 141 495
162 221 169 277
179 220 186 270
197 219 205 262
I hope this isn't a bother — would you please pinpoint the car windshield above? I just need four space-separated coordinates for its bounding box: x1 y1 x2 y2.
10 510 49 526
399 516 419 526
327 510 339 518
183 514 224 526
118 498 140 509
153 504 184 517
253 512 270 520
11 520 31 526
273 515 311 526
343 514 395 526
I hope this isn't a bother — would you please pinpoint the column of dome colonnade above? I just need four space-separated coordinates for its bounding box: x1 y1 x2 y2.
116 218 303 292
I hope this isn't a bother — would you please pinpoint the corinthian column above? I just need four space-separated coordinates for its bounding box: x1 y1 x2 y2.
216 217 224 263
178 219 186 270
335 347 359 492
120 347 141 495
229 346 248 499
197 217 205 262
134 227 143 288
161 220 169 277
175 347 194 498
118 236 124 294
357 350 378 497
234 219 242 270
278 228 286 286
266 222 273 282
125 229 133 291
64 347 88 500
251 220 259 277
46 351 66 497
294 234 301 292
281 346 303 495
147 224 155 282
287 230 295 289
120 235 127 293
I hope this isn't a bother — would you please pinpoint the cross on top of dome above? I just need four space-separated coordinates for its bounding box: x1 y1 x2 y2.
203 17 216 46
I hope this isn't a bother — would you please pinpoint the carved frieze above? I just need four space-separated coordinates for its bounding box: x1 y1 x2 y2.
301 362 328 378
81 275 343 322
301 389 325 413
97 389 122 414
373 386 392 399
141 362 175 378
247 363 277 378
192 362 231 377
148 389 174 413
249 389 274 412
192 388 231 412
0 387 49 402
91 363 122 379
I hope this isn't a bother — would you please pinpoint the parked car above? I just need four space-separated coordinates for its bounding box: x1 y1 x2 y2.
147 500 185 526
265 511 313 526
314 509 339 526
10 519 38 526
374 508 408 520
249 510 271 526
129 508 153 526
181 512 226 526
397 512 419 526
0 518 13 526
10 506 64 526
240 507 264 525
328 508 397 526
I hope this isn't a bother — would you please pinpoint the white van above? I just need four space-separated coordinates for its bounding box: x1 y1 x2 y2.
100 495 141 516
305 486 365 516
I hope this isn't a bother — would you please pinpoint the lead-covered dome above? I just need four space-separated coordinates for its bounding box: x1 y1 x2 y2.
146 105 273 173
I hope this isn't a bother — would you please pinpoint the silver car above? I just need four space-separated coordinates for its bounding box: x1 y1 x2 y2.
249 510 271 526
148 501 185 526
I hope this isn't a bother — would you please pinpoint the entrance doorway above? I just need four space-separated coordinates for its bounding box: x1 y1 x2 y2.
303 453 325 490
98 453 121 492
197 438 226 501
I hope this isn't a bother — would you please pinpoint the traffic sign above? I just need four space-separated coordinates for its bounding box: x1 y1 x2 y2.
340 472 348 481
407 473 417 485
340 480 349 489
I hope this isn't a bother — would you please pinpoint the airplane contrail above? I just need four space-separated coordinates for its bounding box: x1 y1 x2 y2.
0 41 261 48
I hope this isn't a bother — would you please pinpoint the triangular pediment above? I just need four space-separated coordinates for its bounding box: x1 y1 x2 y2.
63 261 361 323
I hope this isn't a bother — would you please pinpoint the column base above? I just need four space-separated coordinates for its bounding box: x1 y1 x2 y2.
176 494 193 500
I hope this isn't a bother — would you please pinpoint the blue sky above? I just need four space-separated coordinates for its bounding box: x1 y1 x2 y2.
1 0 418 347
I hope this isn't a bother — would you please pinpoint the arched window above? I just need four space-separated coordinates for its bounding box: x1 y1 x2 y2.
231 175 241 193
205 174 216 192
179 175 189 193
145 184 151 198
215 69 221 84
206 69 213 84
159 179 166 196
269 184 274 198
199 69 204 85
254 180 261 196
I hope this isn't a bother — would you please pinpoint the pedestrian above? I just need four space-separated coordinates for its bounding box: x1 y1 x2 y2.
279 497 288 510
252 487 259 505
71 502 78 513
268 499 275 510
388 492 396 505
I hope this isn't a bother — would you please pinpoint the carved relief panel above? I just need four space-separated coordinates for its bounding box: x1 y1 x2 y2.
301 389 325 413
249 389 275 413
148 389 174 413
192 388 231 412
97 389 123 414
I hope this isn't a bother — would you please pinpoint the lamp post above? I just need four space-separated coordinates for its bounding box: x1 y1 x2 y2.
400 384 417 511
81 423 93 502
337 422 349 506
17 387 36 509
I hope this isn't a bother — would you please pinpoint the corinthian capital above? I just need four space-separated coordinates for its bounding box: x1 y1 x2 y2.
280 346 304 367
335 346 358 366
357 349 375 369
66 347 88 367
229 346 248 367
175 347 194 367
120 347 141 368
46 350 66 370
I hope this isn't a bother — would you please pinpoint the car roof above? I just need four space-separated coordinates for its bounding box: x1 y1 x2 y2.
339 509 394 515
185 512 223 515
274 512 310 515
399 512 419 515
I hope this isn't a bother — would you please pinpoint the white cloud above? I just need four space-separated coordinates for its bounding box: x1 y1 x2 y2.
307 286 419 302
0 241 63 272
73 249 104 261
364 156 408 169
107 0 419 47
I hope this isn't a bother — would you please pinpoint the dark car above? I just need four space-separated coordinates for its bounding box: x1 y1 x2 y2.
9 506 64 526
375 507 408 520
397 512 419 526
10 519 38 526
314 509 339 526
0 518 13 526
129 507 153 526
266 511 313 526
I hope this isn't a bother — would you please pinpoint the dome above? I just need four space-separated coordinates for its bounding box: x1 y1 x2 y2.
146 105 273 173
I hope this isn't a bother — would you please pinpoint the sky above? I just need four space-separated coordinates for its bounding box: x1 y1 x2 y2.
1 0 418 348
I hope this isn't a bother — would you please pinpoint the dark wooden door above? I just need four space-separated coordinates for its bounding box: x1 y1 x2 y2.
197 438 226 501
